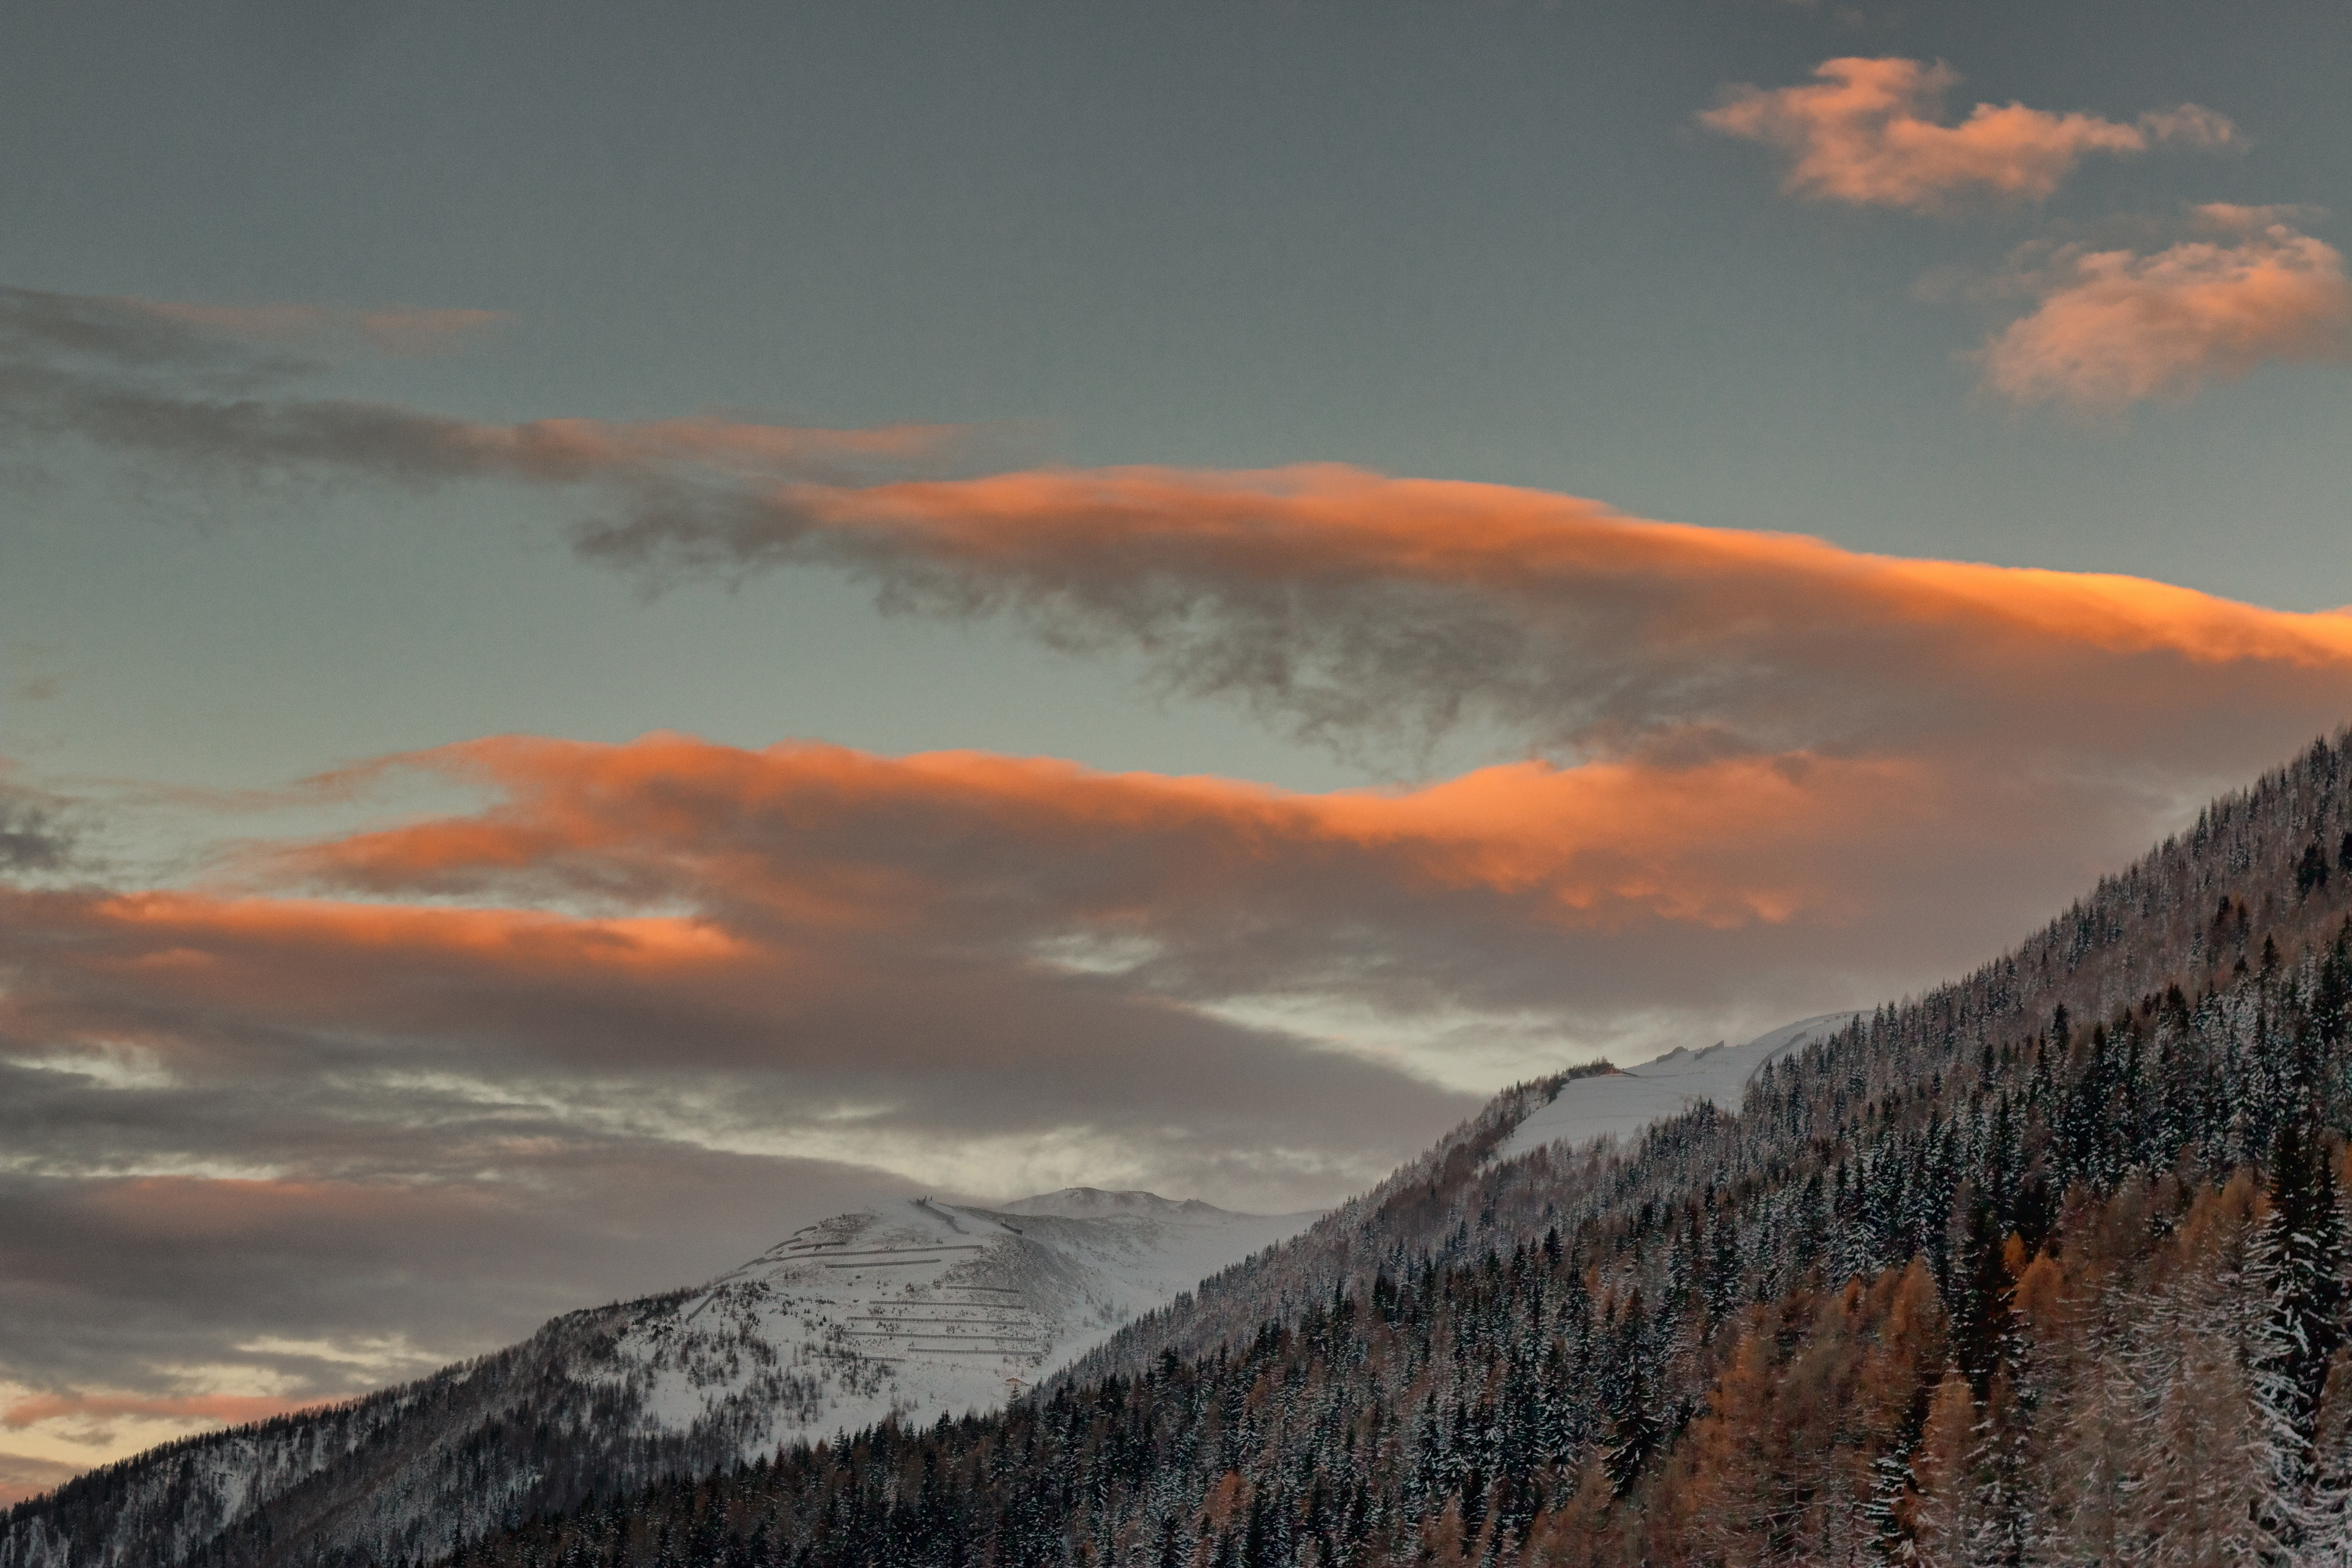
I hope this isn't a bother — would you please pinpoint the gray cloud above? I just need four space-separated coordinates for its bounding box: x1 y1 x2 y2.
0 797 1475 1464
0 286 1023 501
0 777 77 875
0 1084 929 1407
0 1453 79 1509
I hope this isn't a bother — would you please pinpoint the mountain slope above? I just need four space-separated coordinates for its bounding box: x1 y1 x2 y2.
0 1194 1309 1568
1062 732 2352 1396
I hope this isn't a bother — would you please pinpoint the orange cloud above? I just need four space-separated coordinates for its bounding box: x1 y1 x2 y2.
96 891 742 969
453 416 1011 487
277 737 1947 937
1703 57 2233 212
1980 217 2352 410
3 732 2124 1102
2 885 762 1076
576 464 2352 774
0 718 2327 1412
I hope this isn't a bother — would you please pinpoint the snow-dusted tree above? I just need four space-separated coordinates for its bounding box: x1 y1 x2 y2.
2251 1117 2349 1555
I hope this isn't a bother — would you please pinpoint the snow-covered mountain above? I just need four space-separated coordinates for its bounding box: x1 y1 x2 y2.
0 1191 1314 1568
1486 1013 1861 1165
611 1191 1315 1449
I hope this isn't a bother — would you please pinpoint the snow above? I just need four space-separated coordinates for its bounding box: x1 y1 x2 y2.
1488 1013 1860 1166
595 1191 1317 1452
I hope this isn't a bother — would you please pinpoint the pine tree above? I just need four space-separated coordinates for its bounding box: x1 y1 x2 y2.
1601 1292 1659 1497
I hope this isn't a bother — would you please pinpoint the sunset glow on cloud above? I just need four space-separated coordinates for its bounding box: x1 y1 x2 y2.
1980 214 2352 410
15 505 2352 1153
1703 57 2233 213
0 1390 315 1433
578 464 2352 772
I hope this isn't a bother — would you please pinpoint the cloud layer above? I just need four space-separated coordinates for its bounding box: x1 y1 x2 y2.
1980 212 2352 410
126 299 513 358
1703 57 2233 213
11 284 2352 1488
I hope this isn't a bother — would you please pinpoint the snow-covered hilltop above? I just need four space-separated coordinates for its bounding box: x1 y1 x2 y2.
1489 1012 1861 1165
0 1190 1315 1568
611 1192 1314 1452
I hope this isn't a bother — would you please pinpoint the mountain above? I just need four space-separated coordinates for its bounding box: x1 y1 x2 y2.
0 1193 1311 1568
404 730 2352 1568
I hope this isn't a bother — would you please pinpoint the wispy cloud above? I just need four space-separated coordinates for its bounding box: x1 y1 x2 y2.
1703 57 2235 213
126 299 512 357
1978 211 2352 410
13 286 2352 775
0 722 2113 1473
0 1452 80 1508
0 285 1018 492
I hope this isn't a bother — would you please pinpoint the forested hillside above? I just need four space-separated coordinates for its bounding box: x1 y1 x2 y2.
426 733 2352 1566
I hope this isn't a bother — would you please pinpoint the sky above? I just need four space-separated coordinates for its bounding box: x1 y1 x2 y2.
3 0 2351 1500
